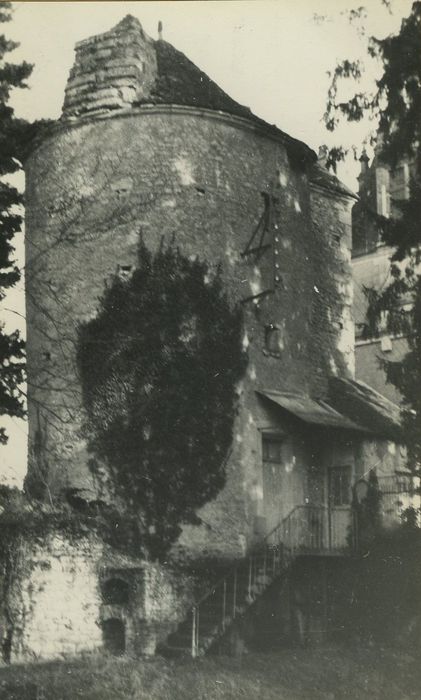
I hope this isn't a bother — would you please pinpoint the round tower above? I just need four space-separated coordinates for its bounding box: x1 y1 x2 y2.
24 16 352 503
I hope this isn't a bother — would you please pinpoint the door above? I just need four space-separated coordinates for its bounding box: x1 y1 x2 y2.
328 465 352 549
262 436 284 533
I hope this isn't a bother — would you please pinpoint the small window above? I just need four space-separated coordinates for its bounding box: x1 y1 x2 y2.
265 325 283 355
262 437 283 463
390 165 408 201
117 264 133 280
380 335 392 353
329 466 352 506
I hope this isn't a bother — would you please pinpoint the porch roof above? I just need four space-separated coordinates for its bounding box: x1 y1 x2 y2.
328 377 402 440
257 390 367 432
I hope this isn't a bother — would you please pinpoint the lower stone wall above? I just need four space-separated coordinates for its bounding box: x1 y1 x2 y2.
5 532 103 663
0 528 200 664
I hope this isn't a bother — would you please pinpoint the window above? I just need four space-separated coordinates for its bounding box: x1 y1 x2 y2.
117 264 133 280
262 436 283 463
380 184 390 217
390 165 408 201
329 466 352 506
380 335 392 353
265 324 283 355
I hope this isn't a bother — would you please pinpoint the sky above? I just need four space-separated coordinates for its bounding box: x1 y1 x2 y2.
0 0 414 487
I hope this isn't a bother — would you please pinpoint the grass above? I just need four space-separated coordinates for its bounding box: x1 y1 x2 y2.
0 644 420 700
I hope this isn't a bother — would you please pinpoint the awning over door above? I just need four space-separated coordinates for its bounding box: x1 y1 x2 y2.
257 389 368 432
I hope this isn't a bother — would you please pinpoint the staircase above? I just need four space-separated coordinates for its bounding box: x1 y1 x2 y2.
158 504 350 658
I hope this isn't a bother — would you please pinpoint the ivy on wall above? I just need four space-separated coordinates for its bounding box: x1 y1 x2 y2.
77 241 247 558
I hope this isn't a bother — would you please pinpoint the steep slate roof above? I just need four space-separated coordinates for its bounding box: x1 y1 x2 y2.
61 15 316 166
151 40 256 121
149 39 316 166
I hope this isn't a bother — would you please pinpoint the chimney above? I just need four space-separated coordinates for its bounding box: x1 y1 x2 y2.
318 145 329 169
359 148 369 176
62 16 157 118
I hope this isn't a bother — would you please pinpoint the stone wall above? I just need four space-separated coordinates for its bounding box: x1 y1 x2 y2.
310 181 355 380
0 529 199 663
4 533 103 663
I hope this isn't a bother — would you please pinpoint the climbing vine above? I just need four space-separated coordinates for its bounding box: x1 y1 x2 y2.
77 241 247 558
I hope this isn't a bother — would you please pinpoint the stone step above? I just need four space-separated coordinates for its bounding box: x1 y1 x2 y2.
158 565 284 659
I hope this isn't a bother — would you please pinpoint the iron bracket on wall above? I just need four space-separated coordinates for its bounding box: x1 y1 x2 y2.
241 192 276 258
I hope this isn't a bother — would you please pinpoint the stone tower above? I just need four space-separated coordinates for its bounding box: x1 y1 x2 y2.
14 16 412 665
24 16 355 520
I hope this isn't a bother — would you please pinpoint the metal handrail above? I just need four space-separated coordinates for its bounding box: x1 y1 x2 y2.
191 503 331 657
189 481 420 656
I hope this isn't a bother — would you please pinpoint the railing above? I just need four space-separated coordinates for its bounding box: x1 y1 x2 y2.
266 504 329 553
188 480 421 656
190 504 338 657
377 474 421 525
377 473 419 495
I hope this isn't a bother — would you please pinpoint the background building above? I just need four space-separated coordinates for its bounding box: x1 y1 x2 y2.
352 146 415 402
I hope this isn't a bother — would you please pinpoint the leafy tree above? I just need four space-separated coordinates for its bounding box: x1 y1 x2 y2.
323 1 421 469
353 470 382 554
350 519 421 645
77 241 247 558
0 1 32 443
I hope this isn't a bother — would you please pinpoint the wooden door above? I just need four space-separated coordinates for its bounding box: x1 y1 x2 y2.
262 436 284 533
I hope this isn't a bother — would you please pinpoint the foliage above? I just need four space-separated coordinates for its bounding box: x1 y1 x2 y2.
351 522 421 645
353 469 383 553
77 241 247 558
349 468 421 644
0 1 33 443
0 646 420 700
323 1 421 468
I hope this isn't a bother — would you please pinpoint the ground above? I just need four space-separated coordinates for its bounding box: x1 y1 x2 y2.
0 645 420 700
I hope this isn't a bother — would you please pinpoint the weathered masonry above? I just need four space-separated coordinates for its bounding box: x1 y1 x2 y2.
7 16 407 662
